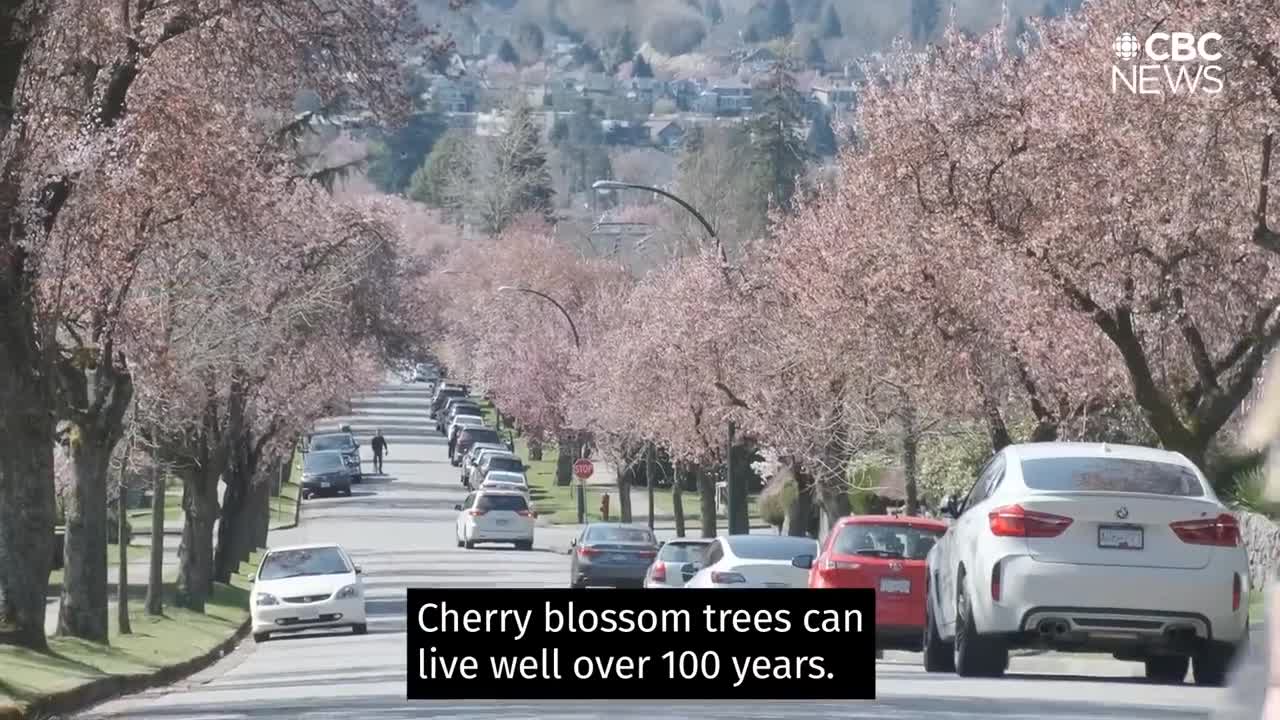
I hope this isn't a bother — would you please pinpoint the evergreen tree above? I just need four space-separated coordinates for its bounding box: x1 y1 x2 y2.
805 110 837 158
507 104 554 219
820 5 843 38
631 53 654 78
748 0 793 41
705 0 723 25
496 38 520 65
910 0 941 45
792 0 821 22
408 131 472 216
747 64 810 210
803 36 826 66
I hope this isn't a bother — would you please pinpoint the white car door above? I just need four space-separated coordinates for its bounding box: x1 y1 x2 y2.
456 492 476 540
937 454 1002 632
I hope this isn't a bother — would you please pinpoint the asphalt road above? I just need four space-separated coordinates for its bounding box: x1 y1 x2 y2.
75 381 1257 719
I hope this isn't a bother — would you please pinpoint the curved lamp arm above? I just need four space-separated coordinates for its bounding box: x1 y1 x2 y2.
497 286 581 349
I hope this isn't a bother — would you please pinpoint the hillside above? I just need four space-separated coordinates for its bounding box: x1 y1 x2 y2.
423 0 1082 66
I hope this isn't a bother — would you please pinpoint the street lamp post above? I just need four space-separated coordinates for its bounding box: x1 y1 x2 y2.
590 179 747 536
498 286 587 523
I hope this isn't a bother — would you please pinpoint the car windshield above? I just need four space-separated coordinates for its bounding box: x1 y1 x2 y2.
585 526 655 544
833 523 944 560
304 452 345 472
1021 457 1205 497
310 435 353 451
477 494 528 512
453 415 483 425
659 542 708 563
726 536 816 560
487 457 524 473
259 547 351 580
462 429 500 444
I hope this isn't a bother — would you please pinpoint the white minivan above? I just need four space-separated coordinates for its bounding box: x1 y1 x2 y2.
455 489 535 550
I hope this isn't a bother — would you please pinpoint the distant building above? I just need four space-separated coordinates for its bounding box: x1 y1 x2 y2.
811 82 857 118
645 119 685 148
429 77 476 113
699 80 752 115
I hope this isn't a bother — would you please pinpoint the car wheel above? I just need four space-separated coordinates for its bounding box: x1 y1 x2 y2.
1191 644 1233 686
953 587 1007 677
253 632 271 643
464 539 475 549
352 623 368 635
571 578 586 589
342 488 353 497
923 593 955 673
1144 655 1188 683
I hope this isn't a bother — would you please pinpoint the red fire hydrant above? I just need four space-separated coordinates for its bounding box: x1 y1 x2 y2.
600 493 610 522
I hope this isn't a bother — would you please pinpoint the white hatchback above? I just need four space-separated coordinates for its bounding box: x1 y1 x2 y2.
251 543 367 642
685 535 817 588
456 489 535 550
924 442 1249 686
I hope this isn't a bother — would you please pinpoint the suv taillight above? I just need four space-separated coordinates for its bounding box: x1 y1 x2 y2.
988 505 1072 538
466 509 487 517
651 561 667 582
1170 514 1239 546
516 509 532 517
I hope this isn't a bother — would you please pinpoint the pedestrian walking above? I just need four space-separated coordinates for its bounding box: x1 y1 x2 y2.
371 430 388 475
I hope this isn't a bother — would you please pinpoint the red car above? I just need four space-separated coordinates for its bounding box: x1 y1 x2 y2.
808 514 948 651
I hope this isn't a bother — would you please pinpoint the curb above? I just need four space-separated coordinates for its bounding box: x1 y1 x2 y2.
5 617 250 720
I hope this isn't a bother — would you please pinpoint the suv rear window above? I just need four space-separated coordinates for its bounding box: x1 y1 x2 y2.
478 494 528 512
659 542 707 563
833 523 943 560
1020 457 1204 497
461 429 500 445
725 536 815 560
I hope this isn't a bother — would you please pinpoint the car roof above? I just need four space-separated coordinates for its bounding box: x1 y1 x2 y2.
1004 441 1193 468
482 451 518 460
265 542 346 554
305 450 344 458
722 535 816 552
487 470 525 478
837 514 947 530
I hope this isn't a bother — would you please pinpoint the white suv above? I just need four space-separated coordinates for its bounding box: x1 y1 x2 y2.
924 442 1249 686
455 490 534 550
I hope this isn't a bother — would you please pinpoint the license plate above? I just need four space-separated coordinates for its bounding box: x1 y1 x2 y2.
879 578 911 594
495 519 509 526
297 610 319 621
1099 525 1143 549
320 482 330 488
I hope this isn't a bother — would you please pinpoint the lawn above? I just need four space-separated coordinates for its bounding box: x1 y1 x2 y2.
1251 588 1265 621
0 553 260 713
125 481 184 525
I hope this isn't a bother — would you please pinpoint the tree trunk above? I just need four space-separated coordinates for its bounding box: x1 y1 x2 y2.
645 443 656 530
145 465 165 616
818 477 850 538
529 437 543 461
554 431 576 486
58 434 112 642
697 464 717 538
117 442 132 635
617 455 632 523
176 465 220 612
672 462 686 538
900 405 921 516
787 462 815 538
214 439 256 584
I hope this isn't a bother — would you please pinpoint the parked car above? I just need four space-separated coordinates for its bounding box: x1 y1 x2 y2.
460 443 510 485
685 535 817 589
411 363 437 383
447 416 485 448
569 524 660 589
430 386 469 418
452 426 503 466
923 442 1249 685
307 431 361 482
444 406 485 435
300 451 353 498
438 400 484 433
478 477 529 496
805 514 947 650
455 490 535 549
481 470 528 489
469 453 524 488
251 543 366 642
644 538 713 589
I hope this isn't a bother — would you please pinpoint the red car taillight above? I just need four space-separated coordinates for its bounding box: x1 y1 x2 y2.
466 509 487 517
578 545 601 558
1233 572 1242 612
651 561 667 582
988 505 1073 538
516 509 532 517
1170 514 1239 546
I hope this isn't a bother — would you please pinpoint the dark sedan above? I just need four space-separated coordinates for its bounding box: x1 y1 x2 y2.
569 524 659 589
300 451 352 498
308 431 361 482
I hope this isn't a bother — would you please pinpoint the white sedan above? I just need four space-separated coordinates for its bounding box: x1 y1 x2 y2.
924 441 1249 686
685 535 817 588
251 543 367 642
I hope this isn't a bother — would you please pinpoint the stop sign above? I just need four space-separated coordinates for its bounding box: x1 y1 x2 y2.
573 458 594 480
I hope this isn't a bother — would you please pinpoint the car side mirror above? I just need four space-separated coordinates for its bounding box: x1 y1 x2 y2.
454 504 462 511
355 565 363 574
940 494 959 518
791 554 814 570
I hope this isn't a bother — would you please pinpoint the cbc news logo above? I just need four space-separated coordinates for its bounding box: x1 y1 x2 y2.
1110 31 1224 96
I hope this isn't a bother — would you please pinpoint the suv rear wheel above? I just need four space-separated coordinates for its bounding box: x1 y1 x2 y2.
953 587 1007 677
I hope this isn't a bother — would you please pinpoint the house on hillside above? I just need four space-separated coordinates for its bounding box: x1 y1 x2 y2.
644 118 685 148
812 81 858 117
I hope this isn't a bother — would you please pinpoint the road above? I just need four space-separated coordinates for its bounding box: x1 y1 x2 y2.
76 380 1255 719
